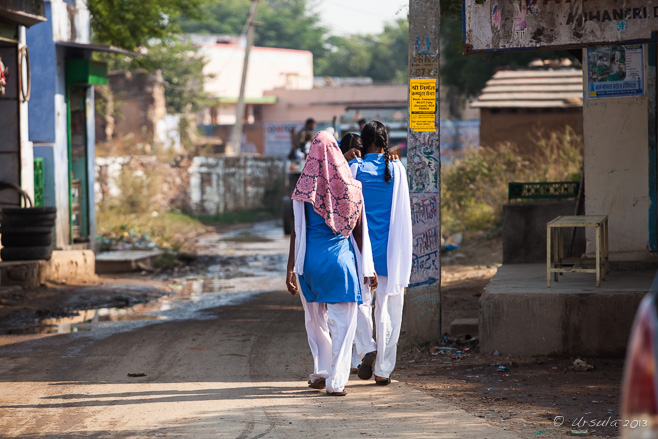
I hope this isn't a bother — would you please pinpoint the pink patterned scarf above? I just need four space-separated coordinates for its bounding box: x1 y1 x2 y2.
292 130 363 237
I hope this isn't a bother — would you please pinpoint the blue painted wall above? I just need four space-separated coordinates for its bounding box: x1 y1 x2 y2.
26 2 57 144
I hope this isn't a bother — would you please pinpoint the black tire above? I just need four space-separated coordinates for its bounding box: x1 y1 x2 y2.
0 225 54 234
1 217 56 227
2 233 52 247
1 207 56 216
1 246 53 261
282 196 293 236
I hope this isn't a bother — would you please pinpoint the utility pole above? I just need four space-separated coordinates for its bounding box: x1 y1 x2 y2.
404 0 441 340
226 0 259 156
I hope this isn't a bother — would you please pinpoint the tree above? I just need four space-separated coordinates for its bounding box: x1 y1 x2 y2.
314 18 408 83
133 39 209 114
179 0 326 63
88 0 208 50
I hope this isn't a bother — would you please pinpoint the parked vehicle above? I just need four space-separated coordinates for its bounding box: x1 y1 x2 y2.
621 272 658 438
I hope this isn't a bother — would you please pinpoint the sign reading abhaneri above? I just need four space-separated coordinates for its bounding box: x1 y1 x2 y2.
464 0 658 54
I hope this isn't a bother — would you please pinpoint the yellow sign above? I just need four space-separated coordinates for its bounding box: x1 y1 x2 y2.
410 78 436 132
410 79 436 112
410 113 436 132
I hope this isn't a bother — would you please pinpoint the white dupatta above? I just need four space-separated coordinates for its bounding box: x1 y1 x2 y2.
350 160 413 296
385 160 413 294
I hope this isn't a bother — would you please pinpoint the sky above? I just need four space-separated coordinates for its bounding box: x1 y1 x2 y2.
313 0 408 36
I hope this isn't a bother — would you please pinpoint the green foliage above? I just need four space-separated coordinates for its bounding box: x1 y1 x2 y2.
113 38 210 114
179 0 407 83
88 0 208 50
180 0 327 63
97 208 206 252
441 128 583 235
315 19 409 83
178 0 250 35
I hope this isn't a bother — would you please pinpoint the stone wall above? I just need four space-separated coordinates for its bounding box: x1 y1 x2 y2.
189 156 285 215
95 155 285 215
95 156 192 211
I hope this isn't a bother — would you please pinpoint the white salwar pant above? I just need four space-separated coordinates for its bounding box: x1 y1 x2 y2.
354 288 377 359
350 291 377 368
300 293 358 393
373 276 404 379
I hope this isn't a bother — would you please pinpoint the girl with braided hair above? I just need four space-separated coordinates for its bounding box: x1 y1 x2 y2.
285 130 378 396
349 120 413 386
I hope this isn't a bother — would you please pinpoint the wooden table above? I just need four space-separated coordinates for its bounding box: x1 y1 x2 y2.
547 215 609 287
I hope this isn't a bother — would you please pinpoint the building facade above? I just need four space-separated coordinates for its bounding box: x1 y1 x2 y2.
27 0 110 249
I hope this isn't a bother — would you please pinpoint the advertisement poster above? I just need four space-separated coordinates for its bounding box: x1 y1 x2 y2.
409 78 436 132
464 0 658 54
264 122 303 158
587 45 645 99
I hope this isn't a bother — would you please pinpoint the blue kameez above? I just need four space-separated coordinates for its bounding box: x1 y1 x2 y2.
298 202 362 304
351 154 394 276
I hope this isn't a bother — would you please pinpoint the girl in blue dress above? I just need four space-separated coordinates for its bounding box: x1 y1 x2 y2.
349 121 413 386
285 130 377 396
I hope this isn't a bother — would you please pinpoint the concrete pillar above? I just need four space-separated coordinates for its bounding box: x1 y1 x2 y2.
404 0 442 341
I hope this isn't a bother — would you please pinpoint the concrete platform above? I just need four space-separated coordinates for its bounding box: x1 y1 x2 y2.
0 250 97 287
480 264 654 357
95 250 164 274
0 260 48 288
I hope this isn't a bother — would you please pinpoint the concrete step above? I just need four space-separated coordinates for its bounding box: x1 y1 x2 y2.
0 260 47 288
0 250 97 287
95 250 165 274
449 318 479 338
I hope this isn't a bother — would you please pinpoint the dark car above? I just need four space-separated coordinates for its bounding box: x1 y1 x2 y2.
621 272 658 437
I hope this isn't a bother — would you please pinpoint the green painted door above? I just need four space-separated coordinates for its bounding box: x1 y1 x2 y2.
68 85 89 243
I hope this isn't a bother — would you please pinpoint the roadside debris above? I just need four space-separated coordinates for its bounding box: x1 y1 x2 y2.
127 373 147 377
572 359 594 372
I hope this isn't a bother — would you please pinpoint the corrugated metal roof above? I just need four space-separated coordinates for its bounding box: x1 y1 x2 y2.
471 69 583 109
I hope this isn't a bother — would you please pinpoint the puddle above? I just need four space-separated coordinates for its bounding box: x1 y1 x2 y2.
0 221 289 338
3 307 166 335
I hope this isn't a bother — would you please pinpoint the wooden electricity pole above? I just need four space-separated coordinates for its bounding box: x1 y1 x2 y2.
226 0 259 156
404 0 442 340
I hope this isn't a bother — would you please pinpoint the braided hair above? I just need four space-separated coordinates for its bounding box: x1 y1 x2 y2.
361 120 392 184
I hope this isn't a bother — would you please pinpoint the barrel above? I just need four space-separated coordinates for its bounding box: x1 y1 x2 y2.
0 181 58 261
1 207 57 261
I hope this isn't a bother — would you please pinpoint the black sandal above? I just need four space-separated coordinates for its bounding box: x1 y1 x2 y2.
358 352 376 380
326 390 347 396
308 378 326 389
375 376 391 386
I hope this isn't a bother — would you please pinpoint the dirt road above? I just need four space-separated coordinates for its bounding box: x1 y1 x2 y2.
0 222 519 438
0 292 525 438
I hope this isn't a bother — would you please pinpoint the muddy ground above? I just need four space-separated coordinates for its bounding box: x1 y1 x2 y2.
0 225 626 438
396 230 625 438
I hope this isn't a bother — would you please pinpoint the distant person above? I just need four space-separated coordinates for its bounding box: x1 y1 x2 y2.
289 118 316 160
326 126 338 139
358 118 367 131
340 133 363 161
